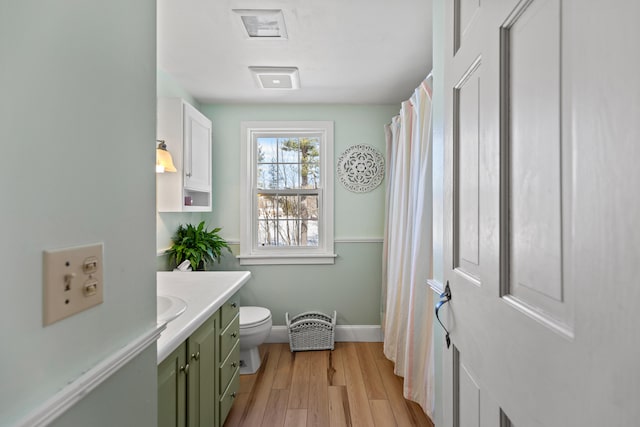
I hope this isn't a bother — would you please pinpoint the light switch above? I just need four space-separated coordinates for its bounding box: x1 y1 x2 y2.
84 280 98 296
83 257 98 274
43 243 104 326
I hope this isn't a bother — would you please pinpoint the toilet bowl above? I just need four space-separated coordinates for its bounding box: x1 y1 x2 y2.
239 306 272 374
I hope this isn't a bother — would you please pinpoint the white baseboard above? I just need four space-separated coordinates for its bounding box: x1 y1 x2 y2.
265 325 382 343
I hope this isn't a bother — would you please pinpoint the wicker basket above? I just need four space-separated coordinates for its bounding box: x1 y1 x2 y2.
286 310 337 352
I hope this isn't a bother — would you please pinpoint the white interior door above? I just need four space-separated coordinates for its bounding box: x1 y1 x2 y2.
441 1 640 426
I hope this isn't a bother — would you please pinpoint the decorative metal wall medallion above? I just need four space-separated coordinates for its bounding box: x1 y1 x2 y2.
337 144 385 193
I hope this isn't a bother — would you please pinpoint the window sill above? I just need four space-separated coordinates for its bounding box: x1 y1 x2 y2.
237 253 337 265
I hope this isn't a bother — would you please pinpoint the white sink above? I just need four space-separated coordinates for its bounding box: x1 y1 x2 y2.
157 295 187 324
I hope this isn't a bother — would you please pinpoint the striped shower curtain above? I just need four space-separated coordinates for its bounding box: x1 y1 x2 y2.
381 78 435 417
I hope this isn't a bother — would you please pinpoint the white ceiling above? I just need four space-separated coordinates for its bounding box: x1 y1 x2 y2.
157 0 433 105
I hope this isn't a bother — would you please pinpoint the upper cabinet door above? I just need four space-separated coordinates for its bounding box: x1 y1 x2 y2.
183 103 212 192
157 98 212 212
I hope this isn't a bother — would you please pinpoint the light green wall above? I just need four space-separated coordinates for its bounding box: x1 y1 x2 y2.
49 347 158 427
206 242 384 326
184 103 399 325
157 212 203 253
157 68 200 108
200 104 399 240
0 1 157 425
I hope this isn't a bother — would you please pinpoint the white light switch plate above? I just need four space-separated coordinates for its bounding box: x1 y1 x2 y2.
43 243 104 326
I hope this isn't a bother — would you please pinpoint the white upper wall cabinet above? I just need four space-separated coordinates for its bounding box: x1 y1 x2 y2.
157 98 212 212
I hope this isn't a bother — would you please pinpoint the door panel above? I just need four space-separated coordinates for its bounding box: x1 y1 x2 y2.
454 347 481 427
454 0 481 53
453 345 505 427
459 366 480 427
500 0 572 332
454 60 482 281
508 0 563 302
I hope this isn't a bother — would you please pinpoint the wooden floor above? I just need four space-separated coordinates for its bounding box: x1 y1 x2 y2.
224 342 434 427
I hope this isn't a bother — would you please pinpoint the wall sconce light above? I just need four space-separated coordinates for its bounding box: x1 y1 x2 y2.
156 140 177 173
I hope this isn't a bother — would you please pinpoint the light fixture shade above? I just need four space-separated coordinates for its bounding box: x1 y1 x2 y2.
156 140 177 173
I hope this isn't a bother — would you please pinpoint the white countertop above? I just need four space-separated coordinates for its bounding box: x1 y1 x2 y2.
156 270 251 363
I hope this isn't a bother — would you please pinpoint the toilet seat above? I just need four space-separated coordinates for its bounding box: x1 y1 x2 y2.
240 306 272 329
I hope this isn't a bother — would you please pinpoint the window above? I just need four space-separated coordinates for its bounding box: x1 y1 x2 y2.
239 121 335 264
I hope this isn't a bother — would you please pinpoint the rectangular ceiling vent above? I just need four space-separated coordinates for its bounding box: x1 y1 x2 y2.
233 9 288 39
249 67 300 90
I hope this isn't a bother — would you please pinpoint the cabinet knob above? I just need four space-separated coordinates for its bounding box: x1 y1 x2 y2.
231 392 237 399
231 362 238 368
191 351 200 361
186 172 192 178
230 302 237 308
231 331 238 338
180 364 190 375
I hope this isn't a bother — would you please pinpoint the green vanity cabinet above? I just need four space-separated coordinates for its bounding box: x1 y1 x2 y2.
158 315 217 427
217 294 241 426
158 295 241 427
158 343 187 427
187 314 217 427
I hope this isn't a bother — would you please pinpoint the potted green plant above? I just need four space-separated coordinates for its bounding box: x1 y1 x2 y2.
167 221 231 271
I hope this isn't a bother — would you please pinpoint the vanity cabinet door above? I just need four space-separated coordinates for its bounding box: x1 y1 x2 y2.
158 343 187 427
187 314 217 427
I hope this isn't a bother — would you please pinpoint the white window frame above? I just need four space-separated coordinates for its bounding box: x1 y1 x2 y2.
239 121 335 265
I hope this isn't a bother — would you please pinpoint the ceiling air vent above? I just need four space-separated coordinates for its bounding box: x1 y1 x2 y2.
249 67 300 90
233 9 288 39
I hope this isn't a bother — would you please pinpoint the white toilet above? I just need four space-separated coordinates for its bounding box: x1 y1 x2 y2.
239 306 272 374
